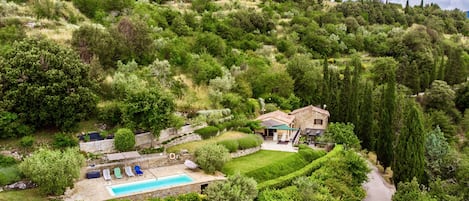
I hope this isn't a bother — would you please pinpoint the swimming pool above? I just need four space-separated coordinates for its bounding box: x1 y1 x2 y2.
107 174 194 196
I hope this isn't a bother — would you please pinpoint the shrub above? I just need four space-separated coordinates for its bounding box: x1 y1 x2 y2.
53 133 79 149
298 145 326 162
218 140 239 153
19 136 34 148
195 126 219 139
205 173 258 201
0 155 17 167
195 144 230 174
114 128 135 152
244 153 309 182
238 135 262 150
98 102 122 126
0 166 21 185
257 145 343 190
19 148 84 195
258 186 300 201
237 127 252 134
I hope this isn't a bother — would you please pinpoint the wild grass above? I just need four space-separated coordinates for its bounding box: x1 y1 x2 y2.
166 131 247 153
0 188 48 201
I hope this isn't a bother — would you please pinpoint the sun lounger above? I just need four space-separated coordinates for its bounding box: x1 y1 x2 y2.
114 167 123 179
135 165 143 176
125 166 135 177
103 169 111 181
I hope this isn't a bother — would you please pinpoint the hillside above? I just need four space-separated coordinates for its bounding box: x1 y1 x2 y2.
0 0 469 200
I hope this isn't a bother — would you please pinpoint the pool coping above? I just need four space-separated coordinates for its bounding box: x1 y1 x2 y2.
106 173 193 196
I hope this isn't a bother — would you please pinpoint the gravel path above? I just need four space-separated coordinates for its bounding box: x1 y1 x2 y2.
363 161 396 201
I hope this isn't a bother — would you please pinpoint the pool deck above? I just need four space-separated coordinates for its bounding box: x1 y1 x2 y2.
64 164 225 201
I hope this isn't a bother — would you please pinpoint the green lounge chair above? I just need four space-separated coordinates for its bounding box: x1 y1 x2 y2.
114 167 123 179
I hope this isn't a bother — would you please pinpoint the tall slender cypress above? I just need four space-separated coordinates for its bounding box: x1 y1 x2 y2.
350 56 363 127
394 102 426 185
377 61 396 168
322 58 330 106
358 82 374 150
340 64 352 123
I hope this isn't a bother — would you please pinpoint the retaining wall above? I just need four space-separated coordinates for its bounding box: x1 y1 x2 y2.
79 124 206 154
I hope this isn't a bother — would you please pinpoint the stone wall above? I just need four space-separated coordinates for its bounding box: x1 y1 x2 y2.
164 134 202 148
82 153 194 178
108 180 223 201
79 133 153 154
79 124 206 154
230 146 261 158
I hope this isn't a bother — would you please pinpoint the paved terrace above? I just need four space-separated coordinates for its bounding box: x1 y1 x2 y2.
261 140 298 152
64 164 224 201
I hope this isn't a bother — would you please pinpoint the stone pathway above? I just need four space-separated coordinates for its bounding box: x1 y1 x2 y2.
363 161 396 201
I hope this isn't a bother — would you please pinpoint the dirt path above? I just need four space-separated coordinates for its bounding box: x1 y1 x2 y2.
363 161 396 201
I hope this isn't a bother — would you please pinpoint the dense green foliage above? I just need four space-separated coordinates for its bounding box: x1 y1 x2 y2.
53 133 78 149
257 145 343 190
394 102 426 184
204 173 258 201
393 178 436 201
0 38 97 131
114 128 135 152
19 148 84 195
259 146 369 201
195 126 219 139
321 122 360 149
195 144 230 174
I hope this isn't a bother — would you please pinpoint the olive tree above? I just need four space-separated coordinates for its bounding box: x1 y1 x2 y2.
195 144 230 174
19 148 84 195
204 173 258 201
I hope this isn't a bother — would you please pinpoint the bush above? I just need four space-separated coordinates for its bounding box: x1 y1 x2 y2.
0 155 17 167
195 126 219 139
205 173 258 201
0 166 21 185
98 102 122 126
53 133 78 149
114 128 135 152
19 136 34 148
257 145 343 190
218 140 239 153
195 144 230 174
298 145 326 162
245 153 309 183
237 127 252 134
238 135 262 150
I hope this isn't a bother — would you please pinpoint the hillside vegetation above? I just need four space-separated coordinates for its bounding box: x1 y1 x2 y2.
0 0 468 200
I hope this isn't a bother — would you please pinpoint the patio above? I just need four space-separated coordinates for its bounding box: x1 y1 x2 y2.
64 164 224 201
261 140 298 153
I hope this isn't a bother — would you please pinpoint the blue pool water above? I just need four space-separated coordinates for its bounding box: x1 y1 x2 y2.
108 174 193 196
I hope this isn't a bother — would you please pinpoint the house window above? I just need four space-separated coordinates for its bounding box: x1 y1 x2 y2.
314 119 323 125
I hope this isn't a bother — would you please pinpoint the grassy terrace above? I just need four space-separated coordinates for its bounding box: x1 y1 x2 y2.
0 189 47 201
166 131 247 153
222 150 296 175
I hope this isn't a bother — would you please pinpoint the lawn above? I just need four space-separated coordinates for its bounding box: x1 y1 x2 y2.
166 131 248 153
0 189 48 201
222 150 296 175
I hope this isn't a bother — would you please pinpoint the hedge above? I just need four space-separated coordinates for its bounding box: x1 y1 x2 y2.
257 145 343 190
238 135 263 150
237 127 252 134
298 145 326 162
195 126 219 139
245 154 309 183
218 139 239 153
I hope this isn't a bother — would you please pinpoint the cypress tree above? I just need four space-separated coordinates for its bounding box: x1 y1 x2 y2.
394 102 426 185
420 0 424 8
340 64 352 123
377 60 396 168
445 46 466 85
350 56 363 127
405 0 410 14
322 57 330 106
328 69 341 122
358 82 374 150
